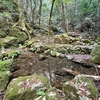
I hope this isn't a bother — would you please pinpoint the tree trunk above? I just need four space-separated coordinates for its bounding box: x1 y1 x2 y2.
18 0 31 39
48 0 55 33
62 2 68 33
39 0 42 26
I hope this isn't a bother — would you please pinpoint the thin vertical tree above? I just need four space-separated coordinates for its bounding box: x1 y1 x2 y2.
39 0 42 26
48 0 55 33
62 2 68 33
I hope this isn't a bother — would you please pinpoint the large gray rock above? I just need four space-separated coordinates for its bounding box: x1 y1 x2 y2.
63 75 99 100
4 74 49 100
90 45 100 64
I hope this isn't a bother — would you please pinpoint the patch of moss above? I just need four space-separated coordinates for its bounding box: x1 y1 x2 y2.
0 71 11 92
91 45 100 64
8 50 21 59
0 59 13 71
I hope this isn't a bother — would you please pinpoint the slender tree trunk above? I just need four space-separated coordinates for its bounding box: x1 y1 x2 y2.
48 0 55 32
62 2 68 33
18 0 26 29
75 0 77 17
39 0 42 26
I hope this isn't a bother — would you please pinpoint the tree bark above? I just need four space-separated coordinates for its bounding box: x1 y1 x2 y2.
62 2 68 33
39 0 42 26
48 0 55 33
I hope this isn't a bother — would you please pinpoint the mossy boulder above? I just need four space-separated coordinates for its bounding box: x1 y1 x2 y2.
57 47 68 54
54 33 70 44
25 38 37 47
0 59 13 71
90 45 100 64
63 75 99 100
0 71 11 92
0 36 18 47
50 50 57 57
4 74 49 100
10 28 28 43
0 30 6 38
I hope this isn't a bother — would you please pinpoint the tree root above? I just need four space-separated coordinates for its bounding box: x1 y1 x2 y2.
12 21 35 40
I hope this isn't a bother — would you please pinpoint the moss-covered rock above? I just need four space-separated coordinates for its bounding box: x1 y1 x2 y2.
0 71 11 92
57 47 68 54
0 30 6 38
24 38 37 47
10 28 28 43
4 74 49 100
0 59 13 71
50 50 57 57
54 33 69 44
90 45 100 64
63 75 99 100
8 50 21 59
0 36 18 47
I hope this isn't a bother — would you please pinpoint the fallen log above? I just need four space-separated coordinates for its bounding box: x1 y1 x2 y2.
62 68 100 81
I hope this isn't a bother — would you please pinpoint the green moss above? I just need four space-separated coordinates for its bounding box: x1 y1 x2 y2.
8 50 21 59
63 75 99 99
0 59 13 71
63 82 80 100
0 36 18 47
0 71 11 92
25 38 37 47
4 74 49 100
10 28 28 43
50 50 57 57
74 75 99 98
91 45 100 64
0 30 6 38
57 47 68 54
54 33 69 44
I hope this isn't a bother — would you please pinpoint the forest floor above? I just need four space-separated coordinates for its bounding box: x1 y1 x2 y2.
0 33 100 100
